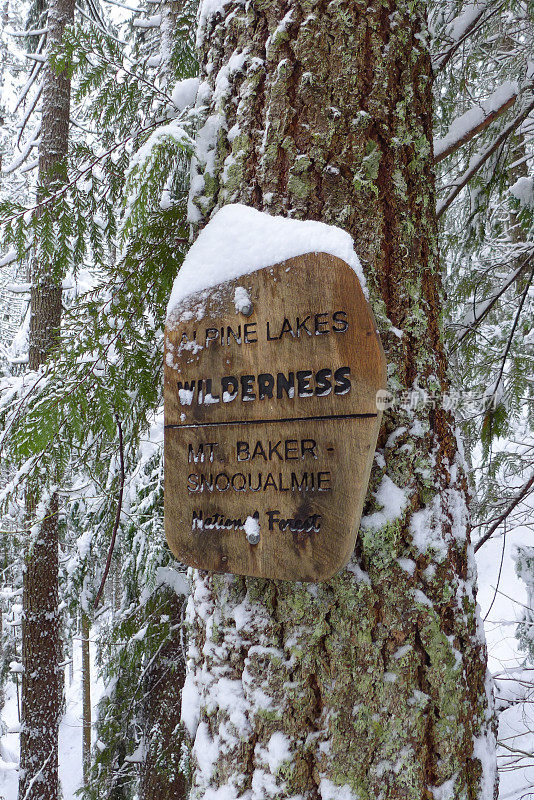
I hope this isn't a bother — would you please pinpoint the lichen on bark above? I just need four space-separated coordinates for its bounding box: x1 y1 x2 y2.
183 2 498 798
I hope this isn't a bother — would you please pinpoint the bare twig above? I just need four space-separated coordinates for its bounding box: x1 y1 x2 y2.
17 85 42 148
94 414 125 608
14 33 46 113
474 473 534 552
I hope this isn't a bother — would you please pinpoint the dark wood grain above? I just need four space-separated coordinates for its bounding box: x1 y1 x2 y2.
164 253 386 581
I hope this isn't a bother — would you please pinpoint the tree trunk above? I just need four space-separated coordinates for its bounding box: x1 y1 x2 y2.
139 590 187 800
19 491 61 800
184 2 498 799
0 0 9 175
18 0 74 795
81 612 91 785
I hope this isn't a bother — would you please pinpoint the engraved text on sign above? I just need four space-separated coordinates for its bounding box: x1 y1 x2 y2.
164 253 386 581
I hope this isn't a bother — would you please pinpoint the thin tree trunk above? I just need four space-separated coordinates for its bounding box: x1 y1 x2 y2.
160 0 181 79
184 2 498 799
18 0 75 795
20 491 61 800
139 591 187 800
81 612 91 785
137 8 189 796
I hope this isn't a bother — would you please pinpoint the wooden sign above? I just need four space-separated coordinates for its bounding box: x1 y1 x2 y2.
164 253 386 581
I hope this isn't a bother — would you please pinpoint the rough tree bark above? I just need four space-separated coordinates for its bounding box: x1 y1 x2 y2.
183 2 498 799
18 0 74 796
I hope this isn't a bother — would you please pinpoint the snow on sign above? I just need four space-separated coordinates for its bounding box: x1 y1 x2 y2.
164 206 386 581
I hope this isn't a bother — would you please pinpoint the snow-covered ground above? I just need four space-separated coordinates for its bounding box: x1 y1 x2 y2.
1 542 533 799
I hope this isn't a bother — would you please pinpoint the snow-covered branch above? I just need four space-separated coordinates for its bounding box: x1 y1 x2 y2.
22 52 46 63
433 1 504 73
433 2 488 72
13 32 46 113
133 14 162 28
8 27 49 37
434 81 520 163
2 128 41 175
16 85 42 148
437 96 534 218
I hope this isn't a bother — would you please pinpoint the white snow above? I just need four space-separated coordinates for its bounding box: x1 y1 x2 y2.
447 2 488 42
179 387 194 405
233 285 251 314
192 721 219 781
473 729 498 800
132 14 161 28
410 497 449 559
167 204 367 321
412 589 433 607
155 566 188 596
170 77 200 113
181 671 201 738
397 557 416 575
127 119 193 175
360 475 409 531
261 732 292 773
510 176 533 207
197 0 231 46
213 50 248 104
124 740 146 763
244 515 260 540
0 249 17 268
430 775 457 800
319 778 359 800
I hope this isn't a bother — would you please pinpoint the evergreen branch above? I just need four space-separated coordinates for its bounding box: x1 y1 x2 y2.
0 373 47 462
474 473 534 552
454 251 534 345
0 118 164 225
74 4 127 45
78 44 175 105
436 96 534 218
94 414 125 608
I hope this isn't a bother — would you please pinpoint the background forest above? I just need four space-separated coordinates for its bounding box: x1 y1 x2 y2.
0 0 532 798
